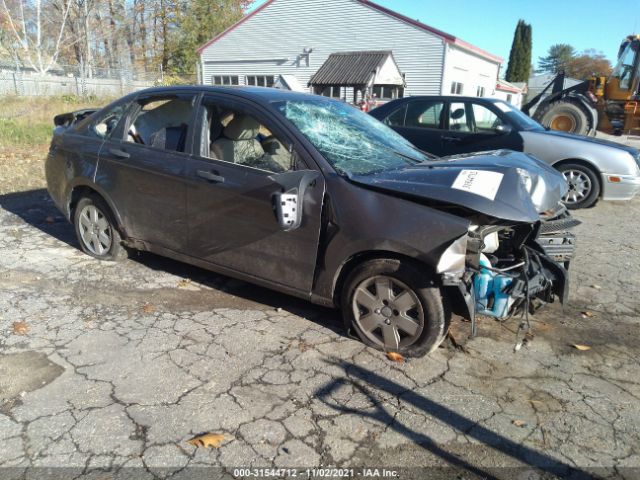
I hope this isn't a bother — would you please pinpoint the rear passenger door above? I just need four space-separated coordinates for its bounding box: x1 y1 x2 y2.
383 99 447 155
97 92 198 252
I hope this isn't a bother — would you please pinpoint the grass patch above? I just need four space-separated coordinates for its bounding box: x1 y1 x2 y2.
0 95 110 148
0 95 112 194
0 118 54 146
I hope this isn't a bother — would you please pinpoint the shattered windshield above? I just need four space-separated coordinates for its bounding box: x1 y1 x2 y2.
273 98 430 175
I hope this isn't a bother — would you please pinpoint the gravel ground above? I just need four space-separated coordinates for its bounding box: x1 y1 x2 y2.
0 182 639 480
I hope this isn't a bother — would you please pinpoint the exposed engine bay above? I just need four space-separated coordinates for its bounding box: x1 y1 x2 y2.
439 208 578 337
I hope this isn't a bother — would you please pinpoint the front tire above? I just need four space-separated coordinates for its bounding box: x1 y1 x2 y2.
73 195 127 261
557 163 600 209
341 259 447 357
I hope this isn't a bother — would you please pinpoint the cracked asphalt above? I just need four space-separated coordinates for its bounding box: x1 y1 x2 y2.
0 188 639 480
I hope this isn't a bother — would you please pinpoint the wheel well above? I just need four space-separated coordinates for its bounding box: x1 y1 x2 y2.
332 250 438 307
69 186 126 233
69 186 96 216
552 158 603 198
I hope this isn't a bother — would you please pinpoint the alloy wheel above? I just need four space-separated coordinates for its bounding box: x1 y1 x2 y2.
351 275 424 351
562 169 592 205
78 204 112 255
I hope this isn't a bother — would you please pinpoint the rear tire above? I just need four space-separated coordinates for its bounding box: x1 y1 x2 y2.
557 162 600 209
341 258 448 358
536 101 590 136
73 195 127 261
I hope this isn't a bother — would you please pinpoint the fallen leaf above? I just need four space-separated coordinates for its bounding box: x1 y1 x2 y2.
177 279 191 288
580 311 596 318
187 433 224 449
45 216 55 224
141 303 155 314
512 419 527 427
12 322 29 335
572 344 591 351
386 351 405 363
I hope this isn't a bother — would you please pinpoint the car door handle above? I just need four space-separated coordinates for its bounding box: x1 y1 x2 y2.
196 170 225 183
109 148 130 159
442 136 462 143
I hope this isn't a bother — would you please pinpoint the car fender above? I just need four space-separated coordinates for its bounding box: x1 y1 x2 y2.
311 176 471 304
519 131 638 176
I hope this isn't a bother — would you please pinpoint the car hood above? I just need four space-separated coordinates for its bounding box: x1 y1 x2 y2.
534 129 638 155
349 150 568 223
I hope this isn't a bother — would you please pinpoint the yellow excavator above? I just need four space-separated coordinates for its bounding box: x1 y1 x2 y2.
522 35 640 137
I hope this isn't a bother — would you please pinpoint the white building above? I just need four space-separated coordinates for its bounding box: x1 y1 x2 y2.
494 79 528 109
197 0 503 103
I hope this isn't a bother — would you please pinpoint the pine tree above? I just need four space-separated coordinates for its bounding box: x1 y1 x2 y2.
537 44 576 74
505 20 532 82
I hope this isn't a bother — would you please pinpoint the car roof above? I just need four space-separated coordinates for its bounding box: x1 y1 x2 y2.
130 85 324 105
390 95 504 103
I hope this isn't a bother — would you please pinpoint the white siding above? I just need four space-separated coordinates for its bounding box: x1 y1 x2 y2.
442 44 500 98
200 0 446 96
494 90 523 109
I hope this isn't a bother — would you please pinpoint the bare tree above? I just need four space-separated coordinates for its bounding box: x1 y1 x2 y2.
0 0 73 73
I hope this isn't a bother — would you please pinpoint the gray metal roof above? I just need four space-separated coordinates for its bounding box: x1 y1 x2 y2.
309 50 392 86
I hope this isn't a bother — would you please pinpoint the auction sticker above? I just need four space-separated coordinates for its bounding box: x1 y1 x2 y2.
452 170 504 201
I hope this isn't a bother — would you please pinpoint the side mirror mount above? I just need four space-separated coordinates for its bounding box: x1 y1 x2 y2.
272 170 320 231
495 124 513 135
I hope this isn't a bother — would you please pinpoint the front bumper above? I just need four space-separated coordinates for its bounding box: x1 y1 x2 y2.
600 172 640 201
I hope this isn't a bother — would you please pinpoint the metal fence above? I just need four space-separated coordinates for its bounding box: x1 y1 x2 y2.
0 64 197 97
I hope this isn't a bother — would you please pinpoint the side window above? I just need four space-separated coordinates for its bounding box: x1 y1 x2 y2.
383 104 407 126
126 95 195 152
91 104 127 139
200 99 295 173
471 103 502 133
405 100 444 129
448 102 471 132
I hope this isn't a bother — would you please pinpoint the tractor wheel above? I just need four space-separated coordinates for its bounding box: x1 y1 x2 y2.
535 101 590 136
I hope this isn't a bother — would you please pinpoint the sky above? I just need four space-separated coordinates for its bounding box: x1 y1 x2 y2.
248 0 640 68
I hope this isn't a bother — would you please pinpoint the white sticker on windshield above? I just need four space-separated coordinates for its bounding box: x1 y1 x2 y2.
452 170 504 201
495 102 513 113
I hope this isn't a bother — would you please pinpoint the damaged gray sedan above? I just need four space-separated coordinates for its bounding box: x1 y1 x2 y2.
46 87 577 357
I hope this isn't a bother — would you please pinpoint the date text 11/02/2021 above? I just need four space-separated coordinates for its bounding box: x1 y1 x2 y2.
232 468 399 477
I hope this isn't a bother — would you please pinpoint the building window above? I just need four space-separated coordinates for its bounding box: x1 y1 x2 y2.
246 75 275 87
506 94 513 104
372 85 404 100
450 82 464 95
476 86 485 97
212 75 239 86
314 85 341 98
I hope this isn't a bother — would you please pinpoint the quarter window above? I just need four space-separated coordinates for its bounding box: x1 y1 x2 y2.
383 104 408 126
246 75 275 87
212 75 239 86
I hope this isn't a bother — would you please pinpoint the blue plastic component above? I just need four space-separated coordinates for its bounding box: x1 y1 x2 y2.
473 254 514 319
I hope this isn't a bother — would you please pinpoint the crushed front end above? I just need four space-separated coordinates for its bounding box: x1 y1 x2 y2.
438 209 579 335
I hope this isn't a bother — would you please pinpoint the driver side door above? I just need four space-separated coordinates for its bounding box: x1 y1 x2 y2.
441 101 522 155
185 94 325 295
